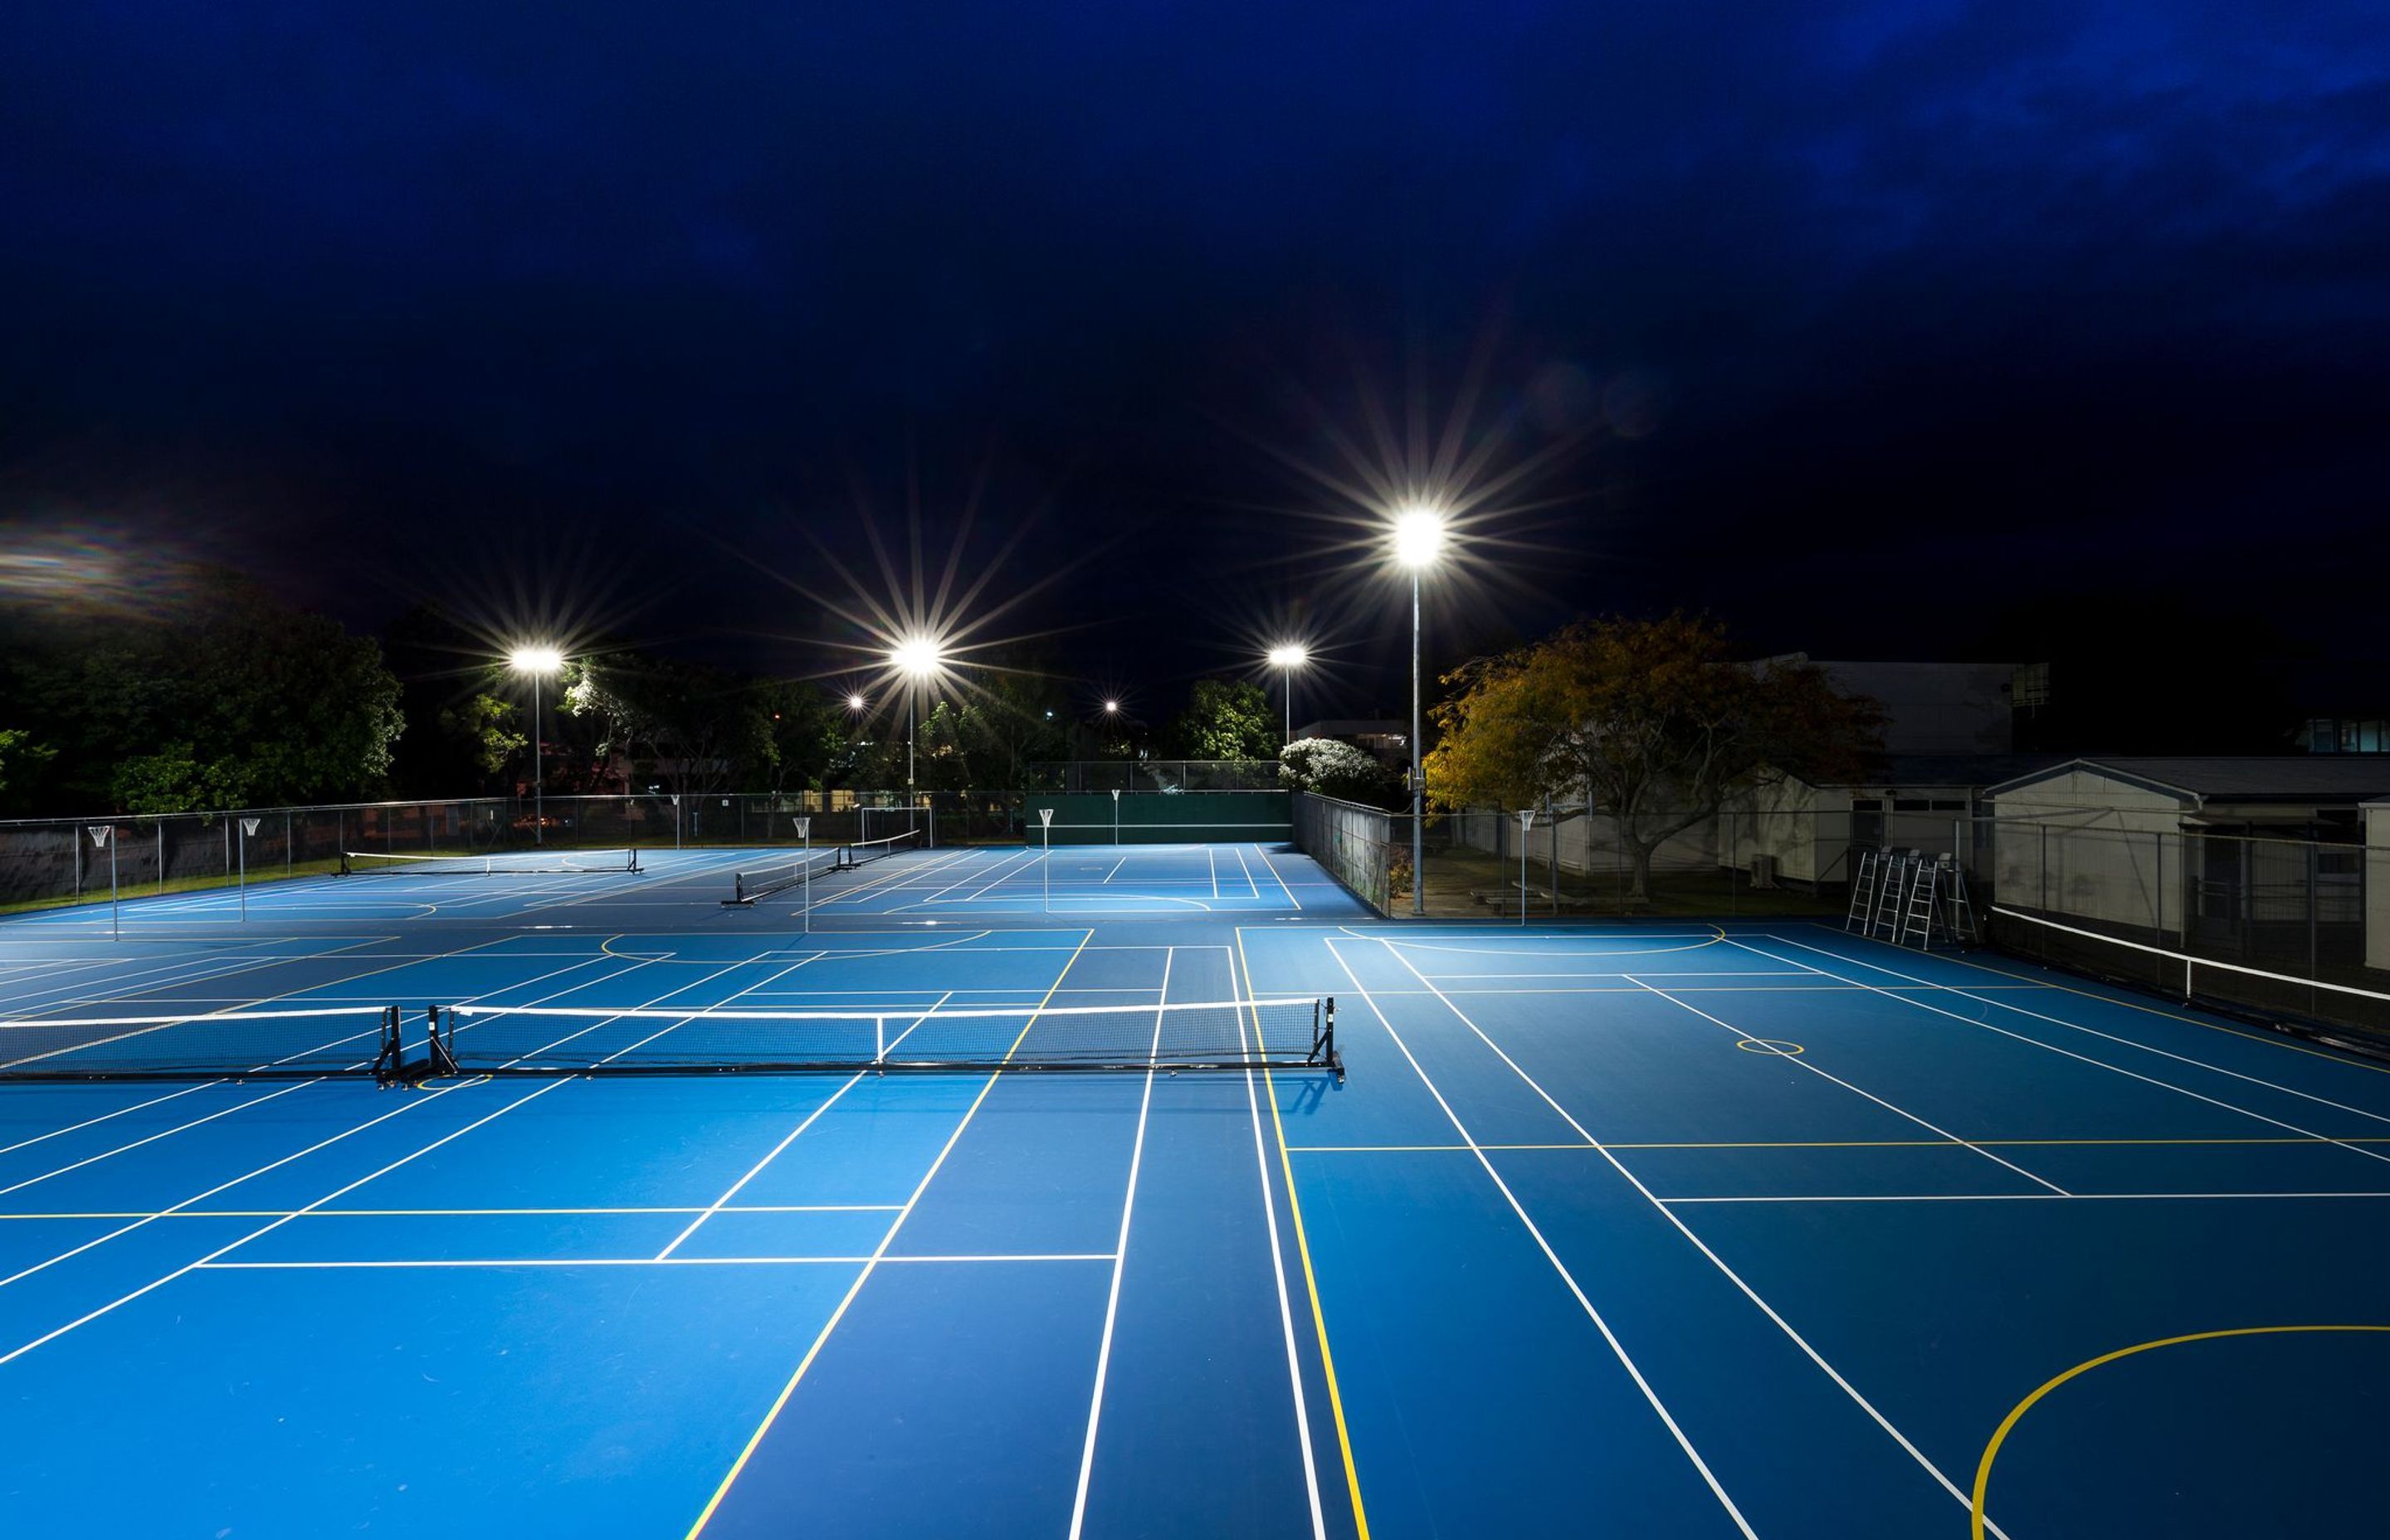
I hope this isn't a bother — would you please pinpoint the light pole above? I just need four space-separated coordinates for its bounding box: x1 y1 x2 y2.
1267 644 1309 747
890 637 944 810
1393 506 1446 916
508 646 566 845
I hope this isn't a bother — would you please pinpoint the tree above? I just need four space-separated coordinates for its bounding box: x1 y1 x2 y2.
1167 680 1279 760
437 694 527 781
0 571 403 814
1427 614 1881 903
1280 738 1404 808
0 728 56 811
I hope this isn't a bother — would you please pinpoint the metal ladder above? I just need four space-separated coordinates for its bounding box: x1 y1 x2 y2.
1845 849 1880 933
1897 860 1941 948
1938 859 1981 946
1870 850 1911 940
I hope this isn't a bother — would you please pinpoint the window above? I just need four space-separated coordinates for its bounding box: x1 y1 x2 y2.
1851 798 1883 811
1893 798 1929 811
1929 799 1968 811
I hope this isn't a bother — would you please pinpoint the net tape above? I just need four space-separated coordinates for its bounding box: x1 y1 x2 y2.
340 849 641 877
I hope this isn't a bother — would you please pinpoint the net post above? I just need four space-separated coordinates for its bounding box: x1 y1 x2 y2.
373 1005 402 1084
427 1006 459 1078
875 1016 885 1068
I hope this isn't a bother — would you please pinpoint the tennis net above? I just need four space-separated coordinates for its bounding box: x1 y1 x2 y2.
0 1005 404 1081
837 830 921 870
340 848 641 877
1992 905 2390 1050
412 995 1338 1077
724 848 844 906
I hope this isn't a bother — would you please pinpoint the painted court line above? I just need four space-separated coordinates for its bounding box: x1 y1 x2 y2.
198 1253 1120 1269
682 928 1099 1539
0 944 822 1357
1232 938 1333 1540
1763 933 2390 1125
1351 935 2015 1540
1066 946 1172 1540
656 1074 871 1260
1625 978 2071 1197
1739 937 2390 1168
1320 938 1759 1539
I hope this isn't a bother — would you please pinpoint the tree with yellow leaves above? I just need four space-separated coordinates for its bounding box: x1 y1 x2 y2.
1425 614 1880 904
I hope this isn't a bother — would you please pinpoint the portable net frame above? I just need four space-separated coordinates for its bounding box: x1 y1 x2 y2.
339 848 641 877
412 996 1339 1079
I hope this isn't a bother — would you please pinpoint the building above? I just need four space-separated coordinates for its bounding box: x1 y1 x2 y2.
1290 719 1408 768
1985 757 2390 953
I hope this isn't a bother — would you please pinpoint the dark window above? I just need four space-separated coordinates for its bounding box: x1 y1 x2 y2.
1893 798 1929 811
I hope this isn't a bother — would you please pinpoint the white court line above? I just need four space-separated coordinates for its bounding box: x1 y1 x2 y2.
1067 945 1171 1539
1232 940 1329 1540
0 949 676 1289
0 938 612 1183
1255 845 1301 910
656 1071 871 1260
683 928 1099 1539
1347 935 2011 1540
1623 979 2070 1197
0 1203 905 1221
198 1253 1118 1269
1320 938 1758 1538
1760 933 2390 1130
0 942 839 1363
874 990 960 1060
1740 937 2390 1168
1661 1191 2390 1204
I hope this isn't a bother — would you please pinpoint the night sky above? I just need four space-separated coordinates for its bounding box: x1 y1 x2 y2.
4 3 2385 716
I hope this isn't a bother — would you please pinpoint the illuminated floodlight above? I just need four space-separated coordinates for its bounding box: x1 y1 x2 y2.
1266 644 1310 670
846 693 867 711
1392 505 1448 569
508 645 566 674
890 636 944 677
1104 700 1119 714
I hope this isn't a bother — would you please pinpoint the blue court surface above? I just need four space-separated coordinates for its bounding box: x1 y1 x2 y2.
2 842 2387 1538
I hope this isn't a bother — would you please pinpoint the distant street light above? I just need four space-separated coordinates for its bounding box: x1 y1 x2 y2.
1266 644 1310 748
1393 504 1447 914
507 646 567 845
846 693 866 712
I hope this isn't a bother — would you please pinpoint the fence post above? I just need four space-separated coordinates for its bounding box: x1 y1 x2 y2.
156 821 164 895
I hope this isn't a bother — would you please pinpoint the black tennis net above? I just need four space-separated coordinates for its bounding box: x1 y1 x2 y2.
340 848 641 877
837 830 920 870
0 1004 404 1081
414 995 1338 1078
724 848 845 906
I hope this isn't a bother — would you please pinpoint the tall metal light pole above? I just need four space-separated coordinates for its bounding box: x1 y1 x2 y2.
890 637 944 802
1267 644 1309 747
509 646 565 845
1393 507 1446 916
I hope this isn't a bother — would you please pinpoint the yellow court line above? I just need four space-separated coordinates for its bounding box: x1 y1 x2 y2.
1836 928 2390 1078
1238 927 1370 1540
1972 1324 2390 1539
681 926 1095 1540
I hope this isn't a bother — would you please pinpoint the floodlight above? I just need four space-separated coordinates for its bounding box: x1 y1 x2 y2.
1393 505 1447 569
508 646 565 674
1267 644 1310 669
890 636 944 677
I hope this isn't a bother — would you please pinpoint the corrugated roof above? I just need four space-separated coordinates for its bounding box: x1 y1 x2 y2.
1987 757 2390 803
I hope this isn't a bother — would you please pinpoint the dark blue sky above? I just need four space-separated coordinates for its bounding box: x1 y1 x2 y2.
4 2 2385 711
